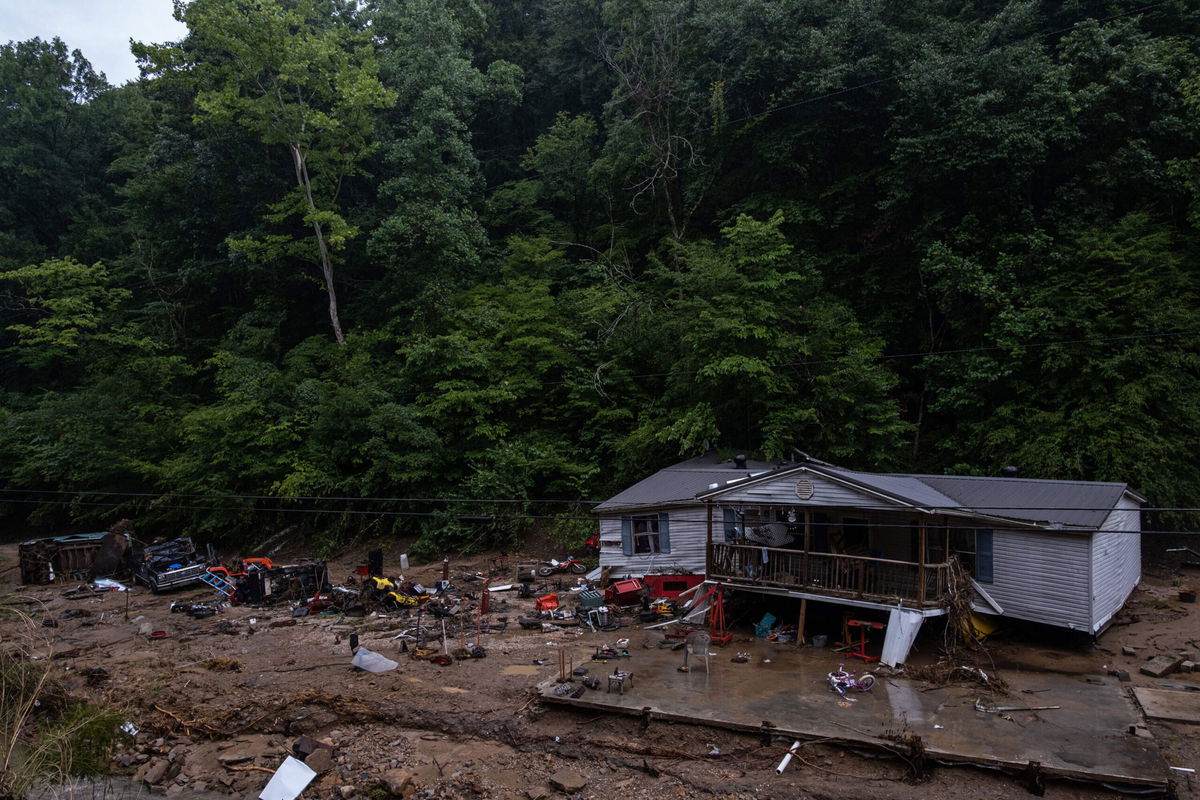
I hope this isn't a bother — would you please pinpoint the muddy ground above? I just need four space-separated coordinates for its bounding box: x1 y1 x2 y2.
1 539 1197 800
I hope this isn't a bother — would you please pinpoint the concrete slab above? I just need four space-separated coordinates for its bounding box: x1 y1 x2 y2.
539 638 1167 790
1133 687 1200 724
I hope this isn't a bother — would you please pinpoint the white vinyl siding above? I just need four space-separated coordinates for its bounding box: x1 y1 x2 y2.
711 473 898 510
598 505 708 577
1090 495 1141 632
987 529 1093 630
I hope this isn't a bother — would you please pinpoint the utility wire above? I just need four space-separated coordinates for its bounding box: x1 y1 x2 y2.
3 485 1200 514
1 496 1195 534
0 487 602 506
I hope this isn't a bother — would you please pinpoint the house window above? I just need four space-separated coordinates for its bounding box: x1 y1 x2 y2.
620 513 671 556
950 527 993 582
633 515 661 553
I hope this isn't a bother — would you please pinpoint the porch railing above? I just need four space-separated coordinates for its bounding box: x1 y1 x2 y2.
708 541 949 607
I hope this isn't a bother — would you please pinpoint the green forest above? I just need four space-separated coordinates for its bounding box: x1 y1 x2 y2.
2 0 1199 555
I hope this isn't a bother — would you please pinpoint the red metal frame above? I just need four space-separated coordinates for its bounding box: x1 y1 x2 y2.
846 618 885 662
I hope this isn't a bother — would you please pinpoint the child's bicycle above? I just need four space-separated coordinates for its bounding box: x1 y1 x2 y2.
827 664 876 697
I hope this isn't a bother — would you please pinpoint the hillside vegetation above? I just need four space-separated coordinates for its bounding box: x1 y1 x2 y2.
1 0 1198 551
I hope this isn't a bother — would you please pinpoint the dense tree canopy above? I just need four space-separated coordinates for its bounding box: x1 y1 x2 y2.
1 0 1198 552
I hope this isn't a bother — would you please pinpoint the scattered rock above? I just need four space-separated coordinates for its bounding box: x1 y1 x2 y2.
1181 660 1195 673
141 758 172 785
217 753 255 766
548 770 587 793
379 768 413 795
305 748 335 773
1140 654 1183 678
288 708 339 733
1122 645 1137 656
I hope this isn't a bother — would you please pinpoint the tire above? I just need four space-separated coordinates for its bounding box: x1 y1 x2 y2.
537 565 555 577
858 673 876 691
569 562 587 574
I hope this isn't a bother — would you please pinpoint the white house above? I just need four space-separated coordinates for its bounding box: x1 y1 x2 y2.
595 450 1144 664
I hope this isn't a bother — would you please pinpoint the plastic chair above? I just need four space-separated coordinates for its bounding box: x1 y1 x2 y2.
754 612 777 638
684 631 712 673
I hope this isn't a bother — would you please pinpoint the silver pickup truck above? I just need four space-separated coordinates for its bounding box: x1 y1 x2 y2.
135 537 215 593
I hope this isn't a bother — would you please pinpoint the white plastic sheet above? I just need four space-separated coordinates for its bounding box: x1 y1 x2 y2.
351 647 398 673
258 756 316 800
93 578 129 591
880 608 924 667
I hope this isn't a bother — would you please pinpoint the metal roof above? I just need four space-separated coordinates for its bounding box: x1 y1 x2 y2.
817 466 962 509
592 452 788 511
915 474 1130 528
599 454 1138 528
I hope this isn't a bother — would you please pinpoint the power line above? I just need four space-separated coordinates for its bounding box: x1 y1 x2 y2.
4 485 1200 514
1 496 1195 534
0 487 602 506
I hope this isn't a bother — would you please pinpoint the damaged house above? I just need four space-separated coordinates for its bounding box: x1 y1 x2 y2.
595 451 1144 664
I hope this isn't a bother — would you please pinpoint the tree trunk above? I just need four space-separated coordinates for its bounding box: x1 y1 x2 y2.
290 143 346 345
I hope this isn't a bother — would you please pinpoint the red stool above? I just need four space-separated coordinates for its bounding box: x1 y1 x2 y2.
846 618 885 662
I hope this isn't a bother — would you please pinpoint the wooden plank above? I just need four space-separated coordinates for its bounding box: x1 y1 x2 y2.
796 598 807 646
1133 687 1200 724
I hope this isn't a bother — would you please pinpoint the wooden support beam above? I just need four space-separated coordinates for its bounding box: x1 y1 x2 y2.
797 598 808 646
918 524 927 606
706 502 713 576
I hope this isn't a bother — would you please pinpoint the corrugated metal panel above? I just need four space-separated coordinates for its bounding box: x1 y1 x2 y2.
711 473 899 510
1090 495 1141 632
918 475 1127 528
987 530 1092 629
593 453 784 511
820 467 961 508
597 506 709 576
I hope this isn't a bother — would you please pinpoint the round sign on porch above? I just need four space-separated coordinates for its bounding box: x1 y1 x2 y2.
794 478 815 500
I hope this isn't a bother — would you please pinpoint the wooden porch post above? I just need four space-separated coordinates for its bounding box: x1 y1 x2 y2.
706 502 713 577
797 598 808 647
918 523 927 605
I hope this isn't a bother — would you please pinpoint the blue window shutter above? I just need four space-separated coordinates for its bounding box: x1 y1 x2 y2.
621 517 633 556
722 508 735 541
975 529 994 583
658 512 671 553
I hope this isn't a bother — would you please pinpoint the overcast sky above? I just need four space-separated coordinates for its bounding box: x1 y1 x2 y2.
1 0 186 86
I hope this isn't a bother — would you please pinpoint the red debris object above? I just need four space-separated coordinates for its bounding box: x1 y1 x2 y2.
605 578 643 606
535 593 559 612
641 574 704 598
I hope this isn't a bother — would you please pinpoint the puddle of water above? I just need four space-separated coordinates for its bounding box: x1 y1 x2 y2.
502 664 541 676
